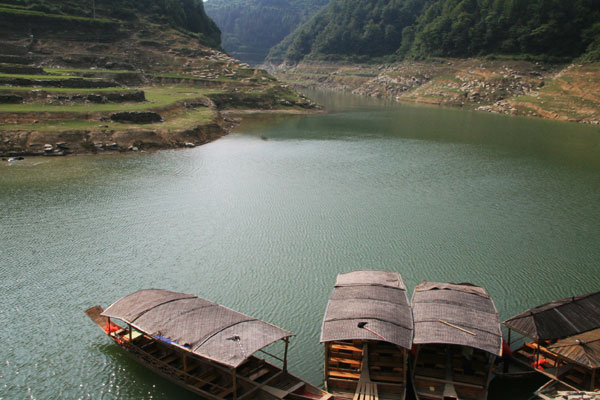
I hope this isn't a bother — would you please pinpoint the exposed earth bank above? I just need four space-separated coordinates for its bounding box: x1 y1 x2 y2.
0 2 320 158
266 59 600 125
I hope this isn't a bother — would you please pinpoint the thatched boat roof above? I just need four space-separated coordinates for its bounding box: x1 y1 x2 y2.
101 289 293 368
504 291 600 341
320 270 413 349
412 281 502 356
547 328 600 369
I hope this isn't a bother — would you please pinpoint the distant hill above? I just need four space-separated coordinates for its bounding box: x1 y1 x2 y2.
204 0 330 65
267 0 600 64
0 0 221 47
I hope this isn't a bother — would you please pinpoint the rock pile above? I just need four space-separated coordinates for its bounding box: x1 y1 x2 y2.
353 73 430 98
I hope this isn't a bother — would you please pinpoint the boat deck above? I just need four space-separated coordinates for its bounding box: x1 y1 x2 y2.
326 340 406 400
511 342 598 391
412 344 491 400
115 328 327 399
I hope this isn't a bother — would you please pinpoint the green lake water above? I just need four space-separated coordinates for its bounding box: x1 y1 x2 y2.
1 90 599 399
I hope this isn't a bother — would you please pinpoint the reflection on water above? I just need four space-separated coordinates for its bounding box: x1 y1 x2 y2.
1 90 599 399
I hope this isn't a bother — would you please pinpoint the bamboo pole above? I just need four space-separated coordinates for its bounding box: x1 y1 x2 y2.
504 329 511 373
485 355 496 392
439 319 476 336
403 347 407 387
233 368 237 400
536 339 540 367
412 345 420 373
283 337 289 373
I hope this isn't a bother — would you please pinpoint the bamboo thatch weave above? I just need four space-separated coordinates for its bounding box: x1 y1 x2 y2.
504 291 600 341
101 289 293 368
412 281 502 355
320 270 413 349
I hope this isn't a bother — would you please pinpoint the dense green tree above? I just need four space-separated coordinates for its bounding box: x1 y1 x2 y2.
3 0 221 47
271 0 600 63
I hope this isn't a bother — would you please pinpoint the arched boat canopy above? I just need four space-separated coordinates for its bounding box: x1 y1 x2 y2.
412 281 502 356
320 270 414 349
503 291 600 342
101 289 293 368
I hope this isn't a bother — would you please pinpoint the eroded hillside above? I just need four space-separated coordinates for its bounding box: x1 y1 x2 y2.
0 1 318 157
269 59 600 124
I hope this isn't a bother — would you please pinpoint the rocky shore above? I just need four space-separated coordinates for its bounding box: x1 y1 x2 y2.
267 59 600 125
0 28 319 157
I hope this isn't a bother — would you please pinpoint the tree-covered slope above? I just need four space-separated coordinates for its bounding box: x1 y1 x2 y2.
0 0 221 47
204 0 330 65
269 0 600 63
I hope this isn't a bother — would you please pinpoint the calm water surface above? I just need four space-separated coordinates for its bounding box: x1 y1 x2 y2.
1 91 599 399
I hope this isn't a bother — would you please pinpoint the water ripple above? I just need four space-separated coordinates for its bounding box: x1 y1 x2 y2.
1 95 600 399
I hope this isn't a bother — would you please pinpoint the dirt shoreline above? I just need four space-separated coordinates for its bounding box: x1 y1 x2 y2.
267 59 600 125
0 106 321 158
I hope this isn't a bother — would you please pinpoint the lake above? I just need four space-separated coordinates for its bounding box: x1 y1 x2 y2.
1 90 599 399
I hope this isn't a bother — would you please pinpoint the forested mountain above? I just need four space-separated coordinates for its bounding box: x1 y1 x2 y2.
267 0 600 63
0 0 221 47
204 0 330 65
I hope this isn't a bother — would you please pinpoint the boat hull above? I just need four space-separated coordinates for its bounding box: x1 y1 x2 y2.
86 306 331 400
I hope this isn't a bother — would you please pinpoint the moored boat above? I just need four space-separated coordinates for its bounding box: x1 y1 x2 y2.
86 289 332 400
320 270 414 399
503 291 600 398
410 282 502 400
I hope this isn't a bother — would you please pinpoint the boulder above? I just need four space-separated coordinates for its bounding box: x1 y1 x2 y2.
0 65 44 75
0 95 23 104
105 91 146 103
110 111 162 124
86 94 105 103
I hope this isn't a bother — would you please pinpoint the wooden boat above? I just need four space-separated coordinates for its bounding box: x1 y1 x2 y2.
410 282 502 400
491 361 537 380
320 271 414 399
503 291 600 398
534 328 600 399
86 289 332 400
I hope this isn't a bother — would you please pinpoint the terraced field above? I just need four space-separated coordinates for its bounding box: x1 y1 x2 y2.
0 0 320 157
0 43 317 156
